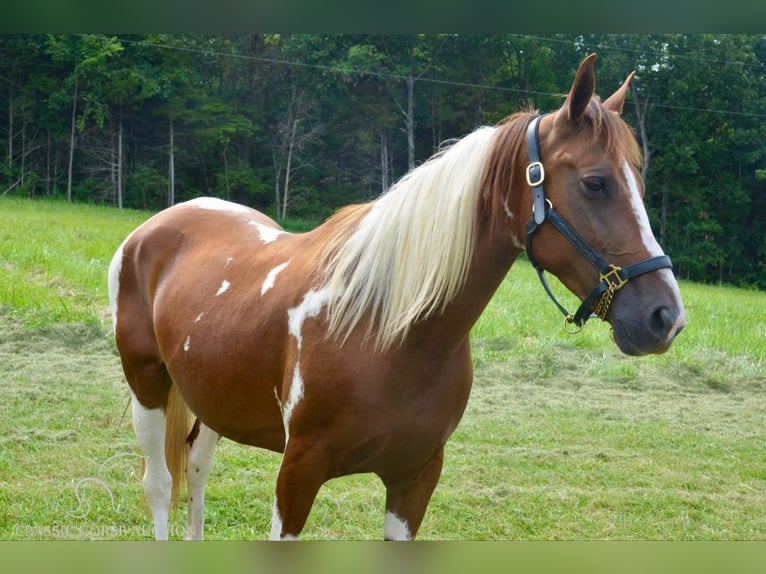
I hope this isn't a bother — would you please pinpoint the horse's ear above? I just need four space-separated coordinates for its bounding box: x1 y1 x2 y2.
603 71 636 115
565 53 597 124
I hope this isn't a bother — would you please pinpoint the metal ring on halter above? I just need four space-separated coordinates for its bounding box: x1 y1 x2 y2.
532 198 553 215
563 315 584 334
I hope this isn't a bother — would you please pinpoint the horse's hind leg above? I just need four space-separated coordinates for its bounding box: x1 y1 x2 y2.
112 245 188 539
130 386 173 540
381 446 444 541
185 421 220 540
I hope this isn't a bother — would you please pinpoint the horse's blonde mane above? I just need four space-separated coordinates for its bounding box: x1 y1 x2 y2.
318 125 499 351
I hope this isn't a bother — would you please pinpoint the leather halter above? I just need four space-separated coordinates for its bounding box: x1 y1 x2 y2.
524 115 673 330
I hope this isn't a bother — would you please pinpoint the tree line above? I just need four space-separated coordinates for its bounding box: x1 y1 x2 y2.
2 34 765 288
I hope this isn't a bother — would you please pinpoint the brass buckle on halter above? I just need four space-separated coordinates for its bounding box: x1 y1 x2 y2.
600 265 627 291
594 265 628 320
526 161 545 187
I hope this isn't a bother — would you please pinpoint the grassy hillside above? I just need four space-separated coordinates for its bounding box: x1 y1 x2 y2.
0 198 148 327
1 197 764 540
0 198 322 328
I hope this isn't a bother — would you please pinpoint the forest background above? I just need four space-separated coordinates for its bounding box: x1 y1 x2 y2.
2 34 766 288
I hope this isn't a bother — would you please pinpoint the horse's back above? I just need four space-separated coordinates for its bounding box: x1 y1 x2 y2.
111 197 287 332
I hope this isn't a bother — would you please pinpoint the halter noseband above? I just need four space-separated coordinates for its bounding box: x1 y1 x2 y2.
524 115 672 330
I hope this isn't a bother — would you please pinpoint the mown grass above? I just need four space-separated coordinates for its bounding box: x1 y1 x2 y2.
1 197 765 540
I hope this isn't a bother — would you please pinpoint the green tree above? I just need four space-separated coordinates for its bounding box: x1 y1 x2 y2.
46 34 123 202
639 35 766 284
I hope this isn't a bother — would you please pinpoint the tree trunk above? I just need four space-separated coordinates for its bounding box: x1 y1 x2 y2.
279 85 303 219
117 119 123 209
109 129 117 204
273 160 282 218
630 81 651 181
222 144 230 200
281 117 297 219
53 138 58 195
406 74 415 171
660 181 668 249
19 108 25 189
46 129 51 195
168 117 175 207
7 85 12 175
67 74 78 202
380 129 389 195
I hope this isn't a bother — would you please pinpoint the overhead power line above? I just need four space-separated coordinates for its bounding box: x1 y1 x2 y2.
101 34 766 120
508 34 766 70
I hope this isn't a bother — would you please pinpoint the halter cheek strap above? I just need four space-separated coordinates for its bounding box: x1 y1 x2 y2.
526 114 547 226
524 115 673 329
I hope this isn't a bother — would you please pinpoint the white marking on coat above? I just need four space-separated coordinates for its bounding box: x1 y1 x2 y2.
186 423 220 540
107 211 165 335
215 280 230 296
183 336 191 352
500 200 524 249
287 289 330 351
280 289 330 442
186 196 252 214
249 220 285 244
622 161 663 257
270 497 299 541
270 498 283 540
283 363 304 432
194 312 205 323
107 244 125 334
129 391 172 540
224 257 234 268
622 160 685 308
502 199 514 220
384 512 412 541
262 261 291 296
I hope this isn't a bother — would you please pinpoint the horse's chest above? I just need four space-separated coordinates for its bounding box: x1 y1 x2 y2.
294 352 473 470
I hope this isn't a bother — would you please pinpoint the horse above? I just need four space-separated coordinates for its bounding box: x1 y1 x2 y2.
108 54 685 541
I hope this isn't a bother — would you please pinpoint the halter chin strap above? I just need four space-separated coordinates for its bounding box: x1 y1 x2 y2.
524 115 673 330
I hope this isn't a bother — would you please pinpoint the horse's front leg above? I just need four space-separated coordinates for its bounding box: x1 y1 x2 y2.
381 446 445 541
270 438 331 540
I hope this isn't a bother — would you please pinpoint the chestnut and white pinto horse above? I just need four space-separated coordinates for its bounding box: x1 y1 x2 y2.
108 54 685 540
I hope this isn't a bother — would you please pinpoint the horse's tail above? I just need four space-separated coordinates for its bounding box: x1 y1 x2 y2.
165 383 191 508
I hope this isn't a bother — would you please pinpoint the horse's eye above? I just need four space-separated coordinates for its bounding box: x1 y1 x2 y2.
582 177 607 195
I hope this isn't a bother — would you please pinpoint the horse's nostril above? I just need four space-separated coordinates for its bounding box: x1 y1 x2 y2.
650 305 675 339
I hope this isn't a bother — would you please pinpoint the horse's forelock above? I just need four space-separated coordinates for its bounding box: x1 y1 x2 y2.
569 98 642 169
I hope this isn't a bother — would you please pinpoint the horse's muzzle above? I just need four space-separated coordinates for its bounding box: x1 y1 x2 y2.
609 277 686 356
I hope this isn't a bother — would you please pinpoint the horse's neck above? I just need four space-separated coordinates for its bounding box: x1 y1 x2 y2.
462 222 525 321
410 219 524 354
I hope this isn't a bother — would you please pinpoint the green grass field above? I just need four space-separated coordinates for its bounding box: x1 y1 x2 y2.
1 196 764 540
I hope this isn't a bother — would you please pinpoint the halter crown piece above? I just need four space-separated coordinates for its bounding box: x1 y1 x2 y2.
524 115 673 331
